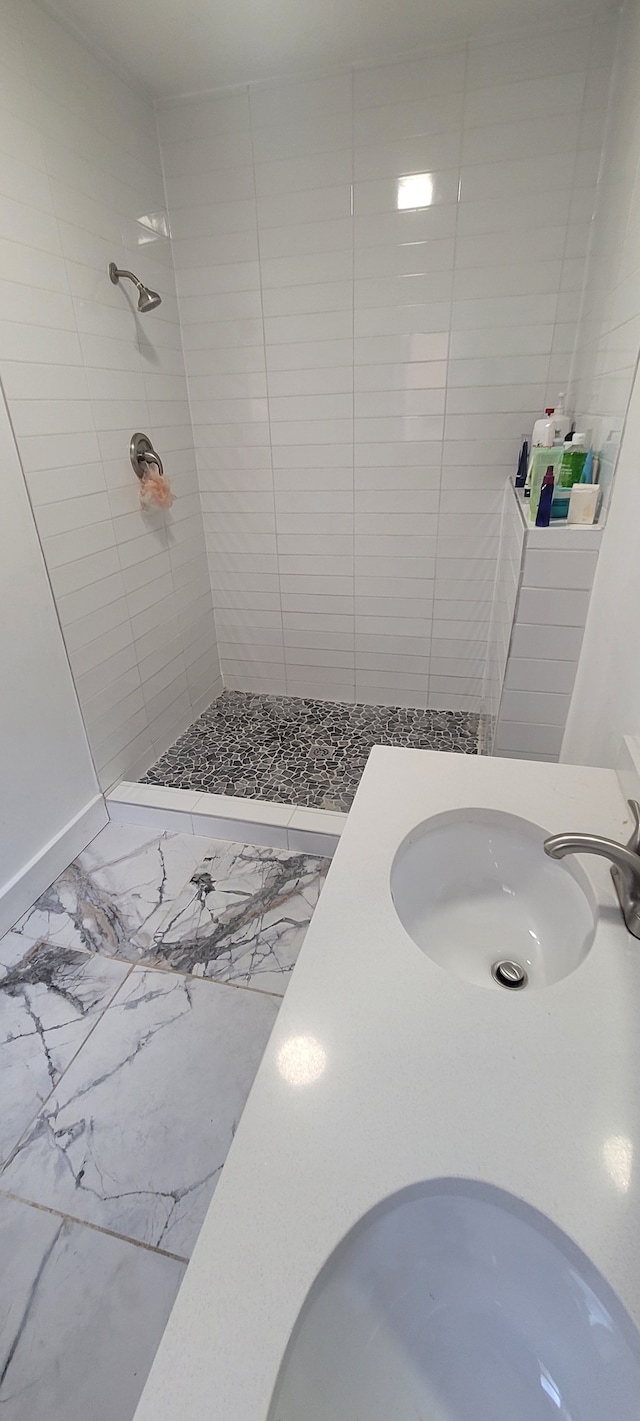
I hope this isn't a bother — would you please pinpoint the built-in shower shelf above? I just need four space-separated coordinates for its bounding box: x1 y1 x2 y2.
485 479 605 764
513 485 604 547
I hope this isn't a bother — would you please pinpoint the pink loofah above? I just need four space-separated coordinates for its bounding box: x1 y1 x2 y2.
139 464 175 509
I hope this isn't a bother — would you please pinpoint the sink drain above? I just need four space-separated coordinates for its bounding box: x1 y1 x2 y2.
491 959 528 990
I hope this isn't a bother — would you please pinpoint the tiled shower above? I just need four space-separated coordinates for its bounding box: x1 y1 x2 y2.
0 0 638 794
159 28 608 713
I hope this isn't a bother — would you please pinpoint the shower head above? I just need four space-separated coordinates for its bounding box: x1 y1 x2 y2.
108 261 162 313
136 284 162 313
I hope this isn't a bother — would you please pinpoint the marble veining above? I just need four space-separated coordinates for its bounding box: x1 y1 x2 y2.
7 822 216 963
142 690 479 811
0 965 278 1258
0 822 331 1417
0 941 129 1167
0 1193 184 1421
151 843 330 995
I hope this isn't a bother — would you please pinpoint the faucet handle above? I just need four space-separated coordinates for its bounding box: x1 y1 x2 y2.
626 800 640 855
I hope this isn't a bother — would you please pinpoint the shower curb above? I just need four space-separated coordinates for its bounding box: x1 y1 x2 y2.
105 782 346 857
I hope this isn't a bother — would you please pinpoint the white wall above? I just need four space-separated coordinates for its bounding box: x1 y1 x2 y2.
570 0 640 511
561 0 640 769
159 18 613 711
0 380 105 934
0 0 221 790
562 355 640 768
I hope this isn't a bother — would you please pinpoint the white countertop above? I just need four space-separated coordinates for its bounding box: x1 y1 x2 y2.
134 748 640 1421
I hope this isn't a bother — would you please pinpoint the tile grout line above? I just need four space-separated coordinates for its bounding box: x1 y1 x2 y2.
350 64 356 705
247 82 286 696
0 1187 189 1265
2 931 288 1003
0 962 136 1175
152 91 214 738
562 14 600 414
429 41 467 714
129 954 287 1001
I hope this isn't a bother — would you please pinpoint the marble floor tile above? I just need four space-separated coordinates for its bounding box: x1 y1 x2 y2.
3 823 216 963
0 940 130 1167
0 933 32 979
150 842 329 995
0 1193 184 1421
1 966 278 1258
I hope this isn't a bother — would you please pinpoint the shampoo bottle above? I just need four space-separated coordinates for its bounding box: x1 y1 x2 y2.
531 408 556 448
557 432 589 487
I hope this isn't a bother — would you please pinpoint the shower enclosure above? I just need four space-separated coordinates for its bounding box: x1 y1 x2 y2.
1 2 636 808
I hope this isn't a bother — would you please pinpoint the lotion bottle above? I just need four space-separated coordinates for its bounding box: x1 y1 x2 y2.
552 393 571 444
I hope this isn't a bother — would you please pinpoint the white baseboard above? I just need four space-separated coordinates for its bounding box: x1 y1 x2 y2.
0 794 108 937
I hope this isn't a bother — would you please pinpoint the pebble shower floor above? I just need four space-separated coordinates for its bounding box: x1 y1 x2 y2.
142 691 480 812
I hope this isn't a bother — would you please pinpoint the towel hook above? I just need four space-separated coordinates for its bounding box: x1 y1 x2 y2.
130 431 164 480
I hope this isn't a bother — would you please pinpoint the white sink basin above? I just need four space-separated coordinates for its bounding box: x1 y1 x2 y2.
390 809 596 989
269 1184 640 1421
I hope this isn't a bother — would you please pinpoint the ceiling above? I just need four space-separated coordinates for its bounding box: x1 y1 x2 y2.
40 0 609 98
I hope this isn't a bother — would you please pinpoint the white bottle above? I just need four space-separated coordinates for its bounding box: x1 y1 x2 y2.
531 409 556 447
552 393 571 444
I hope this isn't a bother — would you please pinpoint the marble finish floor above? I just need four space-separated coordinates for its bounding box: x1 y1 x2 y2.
0 822 329 1419
142 690 480 811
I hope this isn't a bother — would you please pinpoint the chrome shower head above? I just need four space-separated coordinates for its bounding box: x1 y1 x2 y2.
108 261 162 313
136 284 162 313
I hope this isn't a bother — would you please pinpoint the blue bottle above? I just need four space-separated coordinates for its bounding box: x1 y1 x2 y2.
515 439 529 487
535 465 554 527
580 448 593 483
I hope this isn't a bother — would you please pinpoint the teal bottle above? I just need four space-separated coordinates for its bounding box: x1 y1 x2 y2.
580 448 594 483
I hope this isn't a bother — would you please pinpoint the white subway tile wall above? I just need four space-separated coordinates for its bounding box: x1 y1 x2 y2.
490 485 604 761
0 1 221 789
569 4 640 511
0 5 623 757
159 19 614 709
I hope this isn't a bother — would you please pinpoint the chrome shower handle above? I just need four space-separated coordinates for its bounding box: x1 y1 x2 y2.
141 450 164 477
130 431 164 480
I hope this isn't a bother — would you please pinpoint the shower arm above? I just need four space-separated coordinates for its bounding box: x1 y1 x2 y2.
109 263 145 296
108 262 161 312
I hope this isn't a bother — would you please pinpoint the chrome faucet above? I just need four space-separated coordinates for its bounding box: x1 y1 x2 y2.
544 799 640 940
